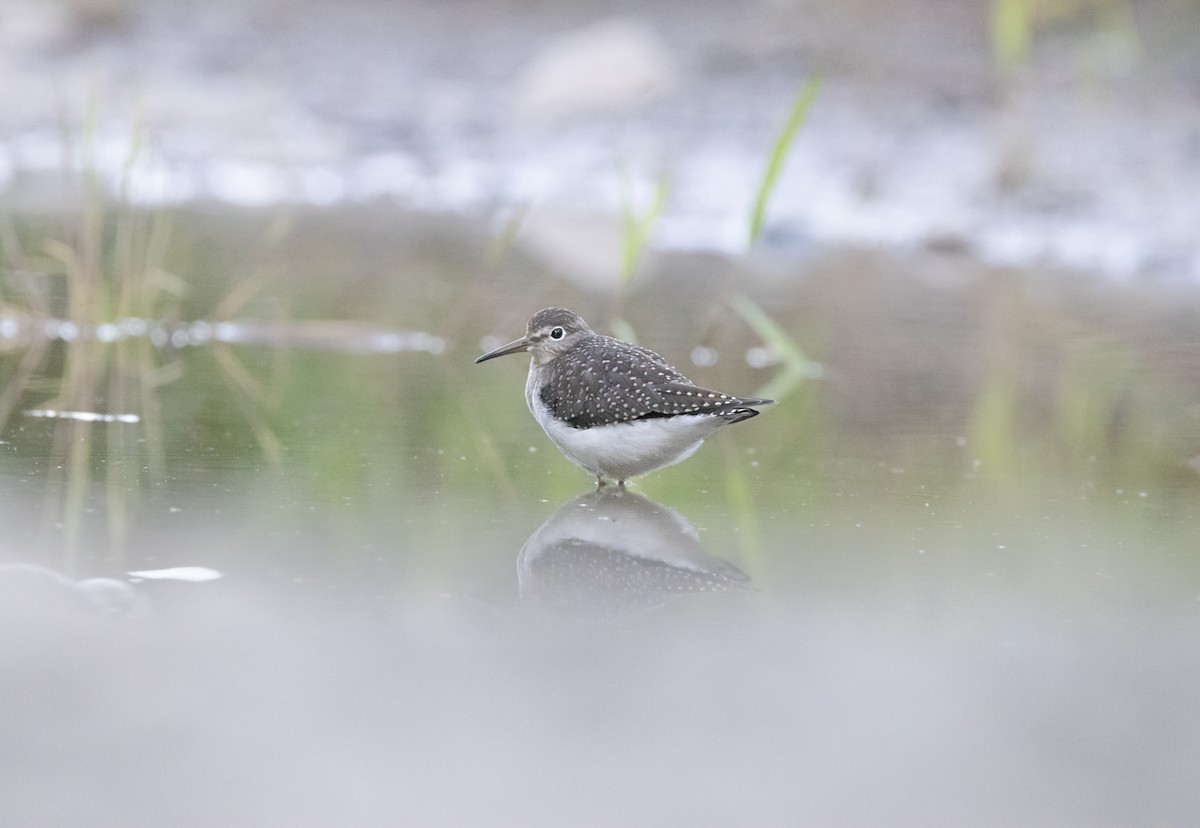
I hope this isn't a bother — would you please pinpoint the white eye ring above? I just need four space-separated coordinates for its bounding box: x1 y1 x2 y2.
550 327 565 340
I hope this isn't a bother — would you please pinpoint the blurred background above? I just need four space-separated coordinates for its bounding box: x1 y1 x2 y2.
2 1 1199 825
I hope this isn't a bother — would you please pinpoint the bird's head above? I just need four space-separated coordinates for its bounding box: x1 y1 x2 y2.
475 307 594 366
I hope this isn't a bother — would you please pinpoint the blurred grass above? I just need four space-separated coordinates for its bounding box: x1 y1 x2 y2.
0 124 298 562
730 293 814 402
619 166 670 285
483 204 529 270
1054 341 1139 466
992 0 1034 70
23 123 183 562
992 0 1142 77
968 375 1019 482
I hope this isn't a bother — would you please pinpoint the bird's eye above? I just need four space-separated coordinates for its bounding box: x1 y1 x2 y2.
550 327 565 340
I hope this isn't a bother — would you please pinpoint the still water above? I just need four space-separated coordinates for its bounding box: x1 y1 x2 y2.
2 206 1198 825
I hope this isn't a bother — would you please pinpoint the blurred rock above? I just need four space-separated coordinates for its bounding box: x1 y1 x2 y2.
0 1 73 53
513 17 678 120
67 0 139 39
0 563 149 624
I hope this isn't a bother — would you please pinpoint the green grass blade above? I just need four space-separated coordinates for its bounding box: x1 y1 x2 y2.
748 76 821 247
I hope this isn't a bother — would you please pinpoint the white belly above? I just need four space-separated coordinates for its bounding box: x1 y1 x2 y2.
525 369 728 481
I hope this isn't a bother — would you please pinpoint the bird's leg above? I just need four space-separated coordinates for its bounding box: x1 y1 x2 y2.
617 479 626 489
595 474 606 489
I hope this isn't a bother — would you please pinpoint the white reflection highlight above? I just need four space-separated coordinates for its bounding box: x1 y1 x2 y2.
23 410 141 424
127 567 223 583
3 316 443 355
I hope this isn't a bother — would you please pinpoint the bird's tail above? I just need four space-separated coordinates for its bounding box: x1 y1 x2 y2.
722 408 762 424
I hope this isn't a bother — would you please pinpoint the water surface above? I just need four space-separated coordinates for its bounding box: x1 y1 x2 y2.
2 206 1198 826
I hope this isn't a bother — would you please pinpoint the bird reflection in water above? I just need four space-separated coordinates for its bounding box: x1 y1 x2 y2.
518 488 751 617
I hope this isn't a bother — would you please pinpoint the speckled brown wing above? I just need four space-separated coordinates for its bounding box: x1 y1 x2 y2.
541 335 773 428
650 382 775 419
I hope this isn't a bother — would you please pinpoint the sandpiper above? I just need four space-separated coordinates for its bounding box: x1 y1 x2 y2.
475 307 773 486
